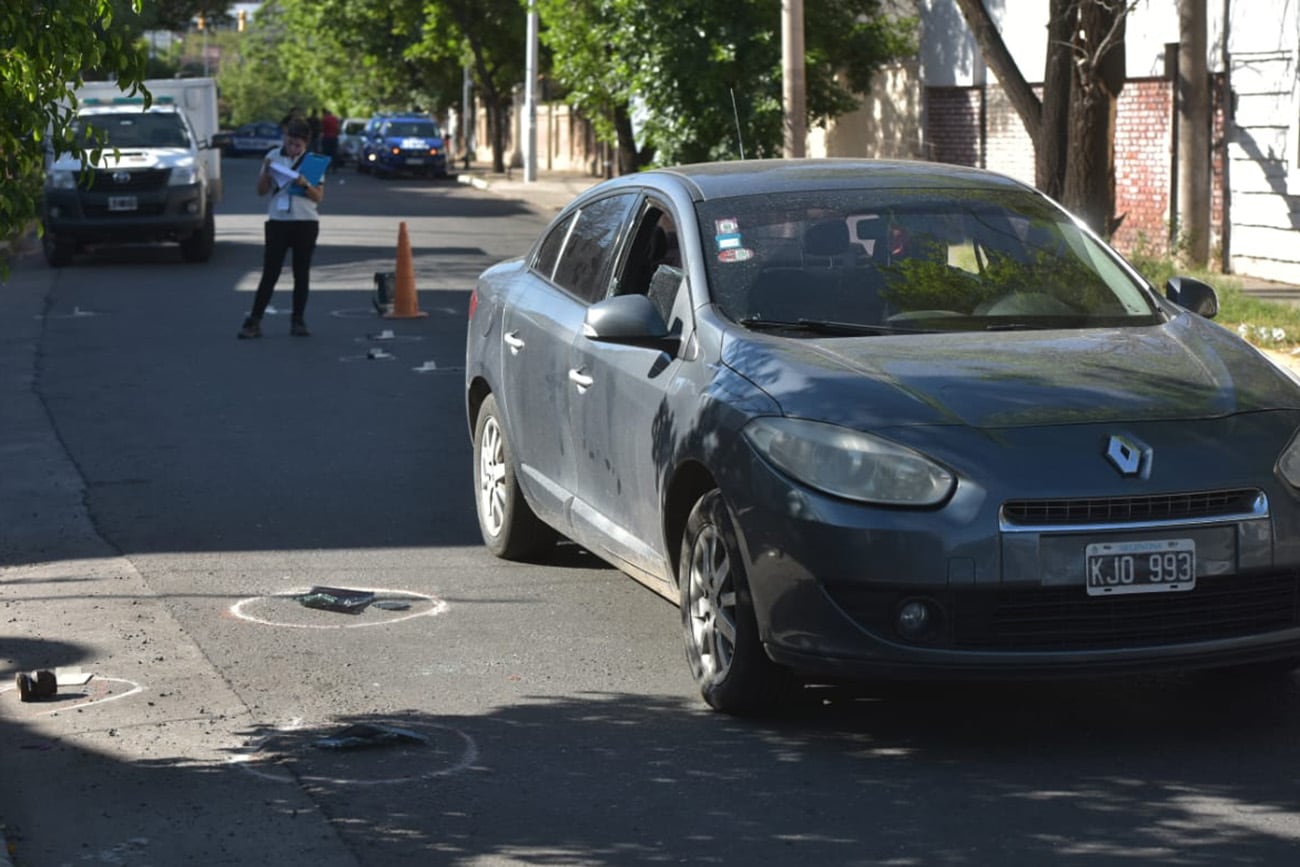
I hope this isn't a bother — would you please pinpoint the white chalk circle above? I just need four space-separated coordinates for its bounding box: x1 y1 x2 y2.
229 586 448 629
231 717 479 786
0 675 144 717
330 307 388 319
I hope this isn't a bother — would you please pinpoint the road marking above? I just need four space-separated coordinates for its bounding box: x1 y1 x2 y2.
230 717 479 786
228 586 448 629
0 676 144 717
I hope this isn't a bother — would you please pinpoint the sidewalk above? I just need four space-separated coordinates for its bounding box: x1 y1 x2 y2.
454 163 603 216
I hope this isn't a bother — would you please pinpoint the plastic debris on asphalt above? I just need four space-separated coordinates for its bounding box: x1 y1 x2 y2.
313 723 429 750
295 586 376 614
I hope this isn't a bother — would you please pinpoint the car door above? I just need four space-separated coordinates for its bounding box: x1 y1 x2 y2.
566 197 693 585
498 193 638 529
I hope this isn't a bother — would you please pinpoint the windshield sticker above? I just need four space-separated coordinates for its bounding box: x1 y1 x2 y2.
718 248 754 263
715 218 739 234
716 233 742 250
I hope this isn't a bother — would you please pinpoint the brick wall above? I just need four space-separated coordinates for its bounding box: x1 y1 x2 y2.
924 76 1226 260
924 88 982 168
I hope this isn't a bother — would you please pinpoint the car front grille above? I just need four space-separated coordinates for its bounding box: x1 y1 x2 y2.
825 571 1300 651
1001 488 1263 527
82 168 171 193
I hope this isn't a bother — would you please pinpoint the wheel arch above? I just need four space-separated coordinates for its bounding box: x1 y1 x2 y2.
466 376 492 439
662 460 718 589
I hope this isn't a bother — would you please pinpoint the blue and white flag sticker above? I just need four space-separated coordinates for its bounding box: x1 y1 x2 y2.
715 233 742 250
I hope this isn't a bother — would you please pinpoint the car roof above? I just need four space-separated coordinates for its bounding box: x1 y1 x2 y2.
609 158 1035 202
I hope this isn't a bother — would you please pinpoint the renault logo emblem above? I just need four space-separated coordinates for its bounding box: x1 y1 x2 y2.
1106 433 1152 478
112 171 131 184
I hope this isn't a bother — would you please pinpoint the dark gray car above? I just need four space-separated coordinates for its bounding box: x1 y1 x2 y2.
464 159 1300 715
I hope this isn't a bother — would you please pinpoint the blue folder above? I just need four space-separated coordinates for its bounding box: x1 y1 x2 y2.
289 153 330 194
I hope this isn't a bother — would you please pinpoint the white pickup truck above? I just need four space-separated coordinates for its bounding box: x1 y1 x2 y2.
41 78 222 266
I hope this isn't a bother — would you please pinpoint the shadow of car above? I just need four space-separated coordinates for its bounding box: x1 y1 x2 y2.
226 121 282 157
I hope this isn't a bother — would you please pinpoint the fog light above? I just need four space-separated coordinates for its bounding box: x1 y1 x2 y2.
896 600 931 638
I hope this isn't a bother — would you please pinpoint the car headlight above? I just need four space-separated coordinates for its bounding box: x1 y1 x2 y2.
169 165 199 186
744 417 956 506
47 171 76 190
1278 430 1300 488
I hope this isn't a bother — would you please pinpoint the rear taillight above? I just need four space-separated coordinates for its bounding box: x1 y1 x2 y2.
467 289 478 320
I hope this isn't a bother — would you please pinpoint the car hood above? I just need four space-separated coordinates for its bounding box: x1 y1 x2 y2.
721 315 1300 429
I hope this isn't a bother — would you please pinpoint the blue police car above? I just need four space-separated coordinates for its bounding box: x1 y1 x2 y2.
358 113 448 179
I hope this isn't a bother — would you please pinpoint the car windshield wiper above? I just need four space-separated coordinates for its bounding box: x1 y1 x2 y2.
738 317 930 336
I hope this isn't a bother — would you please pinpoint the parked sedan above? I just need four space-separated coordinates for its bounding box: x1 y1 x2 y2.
464 159 1300 715
225 121 282 157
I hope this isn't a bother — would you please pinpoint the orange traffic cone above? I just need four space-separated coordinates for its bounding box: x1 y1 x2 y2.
385 221 428 319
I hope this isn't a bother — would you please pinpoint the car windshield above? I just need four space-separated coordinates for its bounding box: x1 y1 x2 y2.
697 187 1160 334
72 112 190 149
385 121 440 138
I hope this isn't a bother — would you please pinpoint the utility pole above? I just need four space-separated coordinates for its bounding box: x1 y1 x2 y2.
782 0 806 158
523 0 539 182
1177 0 1209 265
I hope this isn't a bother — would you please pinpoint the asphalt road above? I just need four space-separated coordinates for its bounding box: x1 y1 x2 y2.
3 157 1300 866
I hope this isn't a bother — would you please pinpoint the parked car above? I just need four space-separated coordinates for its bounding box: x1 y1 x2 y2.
225 121 282 157
357 112 447 178
336 117 369 166
465 158 1300 715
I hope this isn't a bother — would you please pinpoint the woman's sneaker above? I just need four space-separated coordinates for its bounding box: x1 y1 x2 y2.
237 317 262 339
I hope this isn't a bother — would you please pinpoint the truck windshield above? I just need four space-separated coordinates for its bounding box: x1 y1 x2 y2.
72 112 191 149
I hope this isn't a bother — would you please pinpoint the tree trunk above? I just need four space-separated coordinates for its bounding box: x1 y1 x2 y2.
1061 0 1127 237
1039 0 1077 199
953 0 1041 145
613 103 638 176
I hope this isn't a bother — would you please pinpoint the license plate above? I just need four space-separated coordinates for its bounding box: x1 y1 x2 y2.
404 158 425 166
1085 539 1195 596
107 196 137 212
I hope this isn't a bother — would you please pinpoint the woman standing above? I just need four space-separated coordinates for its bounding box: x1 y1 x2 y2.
237 118 325 339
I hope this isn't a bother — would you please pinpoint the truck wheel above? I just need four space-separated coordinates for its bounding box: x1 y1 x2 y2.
180 207 215 262
42 230 73 267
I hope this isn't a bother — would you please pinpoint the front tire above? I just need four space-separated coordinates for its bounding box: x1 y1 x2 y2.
42 227 73 267
473 394 555 560
679 489 793 714
180 206 215 262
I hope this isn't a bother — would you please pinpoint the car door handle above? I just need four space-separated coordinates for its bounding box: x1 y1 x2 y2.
568 368 594 390
504 331 525 354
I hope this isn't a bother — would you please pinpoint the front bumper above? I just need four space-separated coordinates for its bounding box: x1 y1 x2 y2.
375 150 448 176
722 419 1300 682
43 183 207 244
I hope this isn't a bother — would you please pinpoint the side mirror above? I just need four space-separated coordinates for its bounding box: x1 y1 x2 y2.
1165 276 1219 319
583 294 678 353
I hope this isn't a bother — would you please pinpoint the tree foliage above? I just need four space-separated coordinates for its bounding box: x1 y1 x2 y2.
538 0 915 170
0 0 150 257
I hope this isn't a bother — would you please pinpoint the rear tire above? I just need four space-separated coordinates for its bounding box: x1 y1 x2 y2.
473 394 556 560
679 489 794 715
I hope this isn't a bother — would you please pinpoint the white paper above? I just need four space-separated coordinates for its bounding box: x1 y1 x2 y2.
268 161 299 185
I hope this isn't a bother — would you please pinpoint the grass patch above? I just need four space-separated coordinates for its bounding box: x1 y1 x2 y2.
1127 246 1300 351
